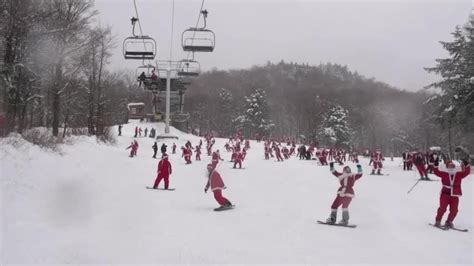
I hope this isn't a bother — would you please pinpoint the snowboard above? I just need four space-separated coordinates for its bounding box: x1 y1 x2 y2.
428 223 468 232
146 186 176 191
317 220 357 228
370 173 389 176
214 205 235 211
429 223 448 231
231 167 245 169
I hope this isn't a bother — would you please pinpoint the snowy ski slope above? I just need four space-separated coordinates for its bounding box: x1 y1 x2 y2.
1 121 472 264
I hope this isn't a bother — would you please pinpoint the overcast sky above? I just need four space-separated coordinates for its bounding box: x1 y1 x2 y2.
94 0 473 91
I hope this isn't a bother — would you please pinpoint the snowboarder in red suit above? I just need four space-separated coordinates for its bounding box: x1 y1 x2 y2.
153 154 173 189
205 164 232 208
432 160 470 228
326 162 363 225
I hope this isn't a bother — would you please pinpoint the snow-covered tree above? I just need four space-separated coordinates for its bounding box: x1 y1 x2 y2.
318 104 352 148
233 88 274 137
425 15 474 131
216 88 234 136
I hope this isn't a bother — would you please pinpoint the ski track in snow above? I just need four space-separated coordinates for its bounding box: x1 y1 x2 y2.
1 121 472 264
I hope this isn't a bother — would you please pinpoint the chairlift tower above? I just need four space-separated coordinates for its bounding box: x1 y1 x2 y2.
156 60 180 139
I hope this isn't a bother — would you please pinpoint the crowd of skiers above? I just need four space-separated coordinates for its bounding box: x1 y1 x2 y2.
119 125 471 228
402 149 445 180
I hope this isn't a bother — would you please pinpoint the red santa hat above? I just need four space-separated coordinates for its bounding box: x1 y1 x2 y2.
446 161 455 168
343 166 351 173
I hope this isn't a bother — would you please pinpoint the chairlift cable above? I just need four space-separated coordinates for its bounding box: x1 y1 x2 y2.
169 0 176 68
133 0 153 65
185 0 206 61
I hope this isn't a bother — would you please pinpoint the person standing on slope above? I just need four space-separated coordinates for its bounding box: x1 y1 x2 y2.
152 142 158 158
205 164 233 209
152 153 173 189
371 149 384 175
413 150 430 180
326 162 363 225
432 160 470 228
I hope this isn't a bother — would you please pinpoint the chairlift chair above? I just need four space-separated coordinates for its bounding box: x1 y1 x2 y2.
181 28 215 52
123 17 157 60
177 59 200 77
123 36 157 60
136 64 159 90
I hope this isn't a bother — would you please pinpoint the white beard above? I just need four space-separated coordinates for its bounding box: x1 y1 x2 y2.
447 168 457 175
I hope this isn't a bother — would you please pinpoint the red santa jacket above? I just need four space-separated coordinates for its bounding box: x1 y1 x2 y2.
331 168 363 198
235 152 244 162
212 151 221 163
433 165 470 197
205 170 226 191
157 158 172 176
372 152 383 162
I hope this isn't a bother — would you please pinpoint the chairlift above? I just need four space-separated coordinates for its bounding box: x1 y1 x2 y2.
181 10 215 52
181 29 215 52
136 64 159 90
177 59 200 77
123 17 157 60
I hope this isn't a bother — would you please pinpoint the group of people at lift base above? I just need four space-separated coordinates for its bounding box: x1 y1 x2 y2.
121 127 471 227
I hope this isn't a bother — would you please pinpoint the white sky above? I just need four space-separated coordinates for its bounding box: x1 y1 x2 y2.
94 0 473 91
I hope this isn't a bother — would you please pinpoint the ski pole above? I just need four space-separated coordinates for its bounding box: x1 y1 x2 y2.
407 179 422 194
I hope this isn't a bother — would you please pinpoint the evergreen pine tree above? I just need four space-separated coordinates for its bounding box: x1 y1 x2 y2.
217 88 234 136
425 16 474 130
233 88 274 137
318 104 352 148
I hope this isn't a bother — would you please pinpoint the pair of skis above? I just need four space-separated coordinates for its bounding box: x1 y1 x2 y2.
317 221 468 232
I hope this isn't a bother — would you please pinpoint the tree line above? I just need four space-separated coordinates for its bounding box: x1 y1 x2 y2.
0 0 148 139
1 1 472 157
185 13 473 156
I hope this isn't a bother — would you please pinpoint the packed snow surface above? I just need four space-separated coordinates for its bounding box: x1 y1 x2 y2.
1 121 472 264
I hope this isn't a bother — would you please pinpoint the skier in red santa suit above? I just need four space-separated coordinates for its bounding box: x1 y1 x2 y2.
152 153 173 189
371 149 384 175
211 150 223 168
326 162 363 225
205 164 233 208
413 150 429 180
233 151 244 169
432 160 470 228
274 145 284 162
264 145 270 160
182 147 192 164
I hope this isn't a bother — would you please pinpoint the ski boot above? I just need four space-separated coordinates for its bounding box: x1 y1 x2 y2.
434 221 441 227
444 221 453 229
225 201 233 208
424 175 431 181
338 209 349 226
371 169 375 175
377 169 381 175
326 209 337 224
